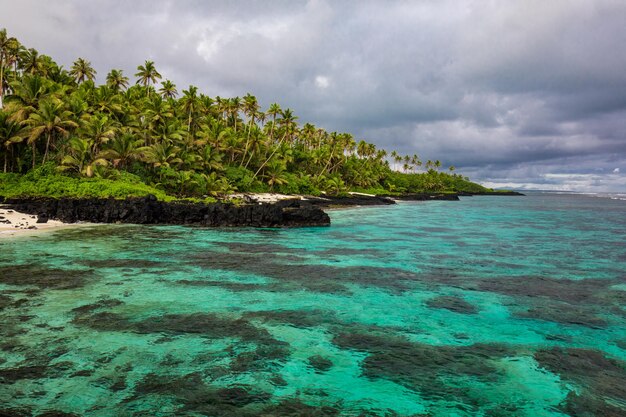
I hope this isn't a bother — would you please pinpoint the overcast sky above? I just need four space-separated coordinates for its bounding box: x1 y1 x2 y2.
2 0 626 191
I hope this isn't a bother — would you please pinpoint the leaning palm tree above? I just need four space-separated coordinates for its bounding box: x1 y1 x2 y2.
106 69 129 91
135 60 161 96
23 99 78 167
69 58 96 84
253 108 297 180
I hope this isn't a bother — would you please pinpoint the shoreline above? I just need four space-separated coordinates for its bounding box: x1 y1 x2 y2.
0 205 91 239
0 191 524 238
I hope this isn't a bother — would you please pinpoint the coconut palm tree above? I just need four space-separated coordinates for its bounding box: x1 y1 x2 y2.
0 110 22 172
180 85 198 134
23 99 78 167
100 132 144 169
80 113 117 155
134 60 161 95
159 80 178 99
0 29 18 109
266 102 281 143
106 69 129 91
253 108 297 180
19 48 44 75
59 137 108 177
69 58 96 84
262 159 289 191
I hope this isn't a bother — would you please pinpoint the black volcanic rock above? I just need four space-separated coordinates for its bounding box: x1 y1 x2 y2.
389 193 460 201
304 195 396 207
5 196 330 228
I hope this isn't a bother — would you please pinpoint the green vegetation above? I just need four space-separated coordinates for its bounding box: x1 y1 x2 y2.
0 165 174 201
0 28 489 200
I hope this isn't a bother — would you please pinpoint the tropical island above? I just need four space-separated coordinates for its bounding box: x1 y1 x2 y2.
0 28 514 228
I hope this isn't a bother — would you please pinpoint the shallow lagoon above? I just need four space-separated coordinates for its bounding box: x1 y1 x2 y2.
1 193 625 416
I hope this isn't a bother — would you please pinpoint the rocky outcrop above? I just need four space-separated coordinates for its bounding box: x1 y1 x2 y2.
304 195 396 207
388 193 460 201
5 195 330 228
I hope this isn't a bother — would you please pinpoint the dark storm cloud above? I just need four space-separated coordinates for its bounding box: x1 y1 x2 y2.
1 0 625 190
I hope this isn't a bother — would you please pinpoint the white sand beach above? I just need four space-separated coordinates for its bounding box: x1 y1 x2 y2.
0 206 84 238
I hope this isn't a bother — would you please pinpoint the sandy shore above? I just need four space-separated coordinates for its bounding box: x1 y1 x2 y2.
0 205 87 238
227 193 305 203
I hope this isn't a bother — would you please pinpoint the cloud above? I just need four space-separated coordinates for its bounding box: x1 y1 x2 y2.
1 0 626 191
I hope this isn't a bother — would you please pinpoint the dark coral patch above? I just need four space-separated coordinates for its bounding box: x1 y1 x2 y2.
534 347 626 416
131 372 272 415
74 312 279 345
514 303 607 328
37 411 82 417
0 365 49 384
334 332 512 407
0 409 32 417
190 250 419 293
0 265 96 290
245 309 333 328
71 311 292 374
216 386 271 406
71 298 124 314
262 399 340 416
173 279 278 292
77 258 170 269
426 296 478 314
308 355 333 372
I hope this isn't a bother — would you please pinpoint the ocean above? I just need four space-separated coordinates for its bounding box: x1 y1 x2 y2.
1 192 625 416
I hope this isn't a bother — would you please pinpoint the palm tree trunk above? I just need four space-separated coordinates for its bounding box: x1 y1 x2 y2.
42 132 51 165
0 56 4 109
253 131 287 180
239 118 254 167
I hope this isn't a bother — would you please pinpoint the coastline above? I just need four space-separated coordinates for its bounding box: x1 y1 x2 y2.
0 191 524 237
0 205 91 239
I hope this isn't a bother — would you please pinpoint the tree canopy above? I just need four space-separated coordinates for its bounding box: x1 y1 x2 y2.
0 28 485 199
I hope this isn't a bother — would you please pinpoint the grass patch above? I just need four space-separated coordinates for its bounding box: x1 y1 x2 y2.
0 167 175 201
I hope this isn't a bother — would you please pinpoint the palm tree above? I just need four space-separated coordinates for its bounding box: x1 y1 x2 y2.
198 145 223 172
0 110 22 172
262 159 289 191
23 99 78 167
240 93 259 166
253 108 297 180
106 69 129 91
135 60 161 95
100 132 143 169
59 137 108 177
6 74 50 122
266 102 281 143
159 80 178 99
69 58 96 84
80 113 117 155
180 86 198 134
0 29 18 109
19 48 44 75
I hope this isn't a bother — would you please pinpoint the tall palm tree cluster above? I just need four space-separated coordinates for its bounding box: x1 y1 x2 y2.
0 29 461 197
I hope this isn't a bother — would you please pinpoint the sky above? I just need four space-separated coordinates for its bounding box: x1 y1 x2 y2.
2 0 626 191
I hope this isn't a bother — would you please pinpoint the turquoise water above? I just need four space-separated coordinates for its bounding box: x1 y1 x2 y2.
1 192 625 416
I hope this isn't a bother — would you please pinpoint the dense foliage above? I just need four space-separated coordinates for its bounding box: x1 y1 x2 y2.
0 29 488 199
